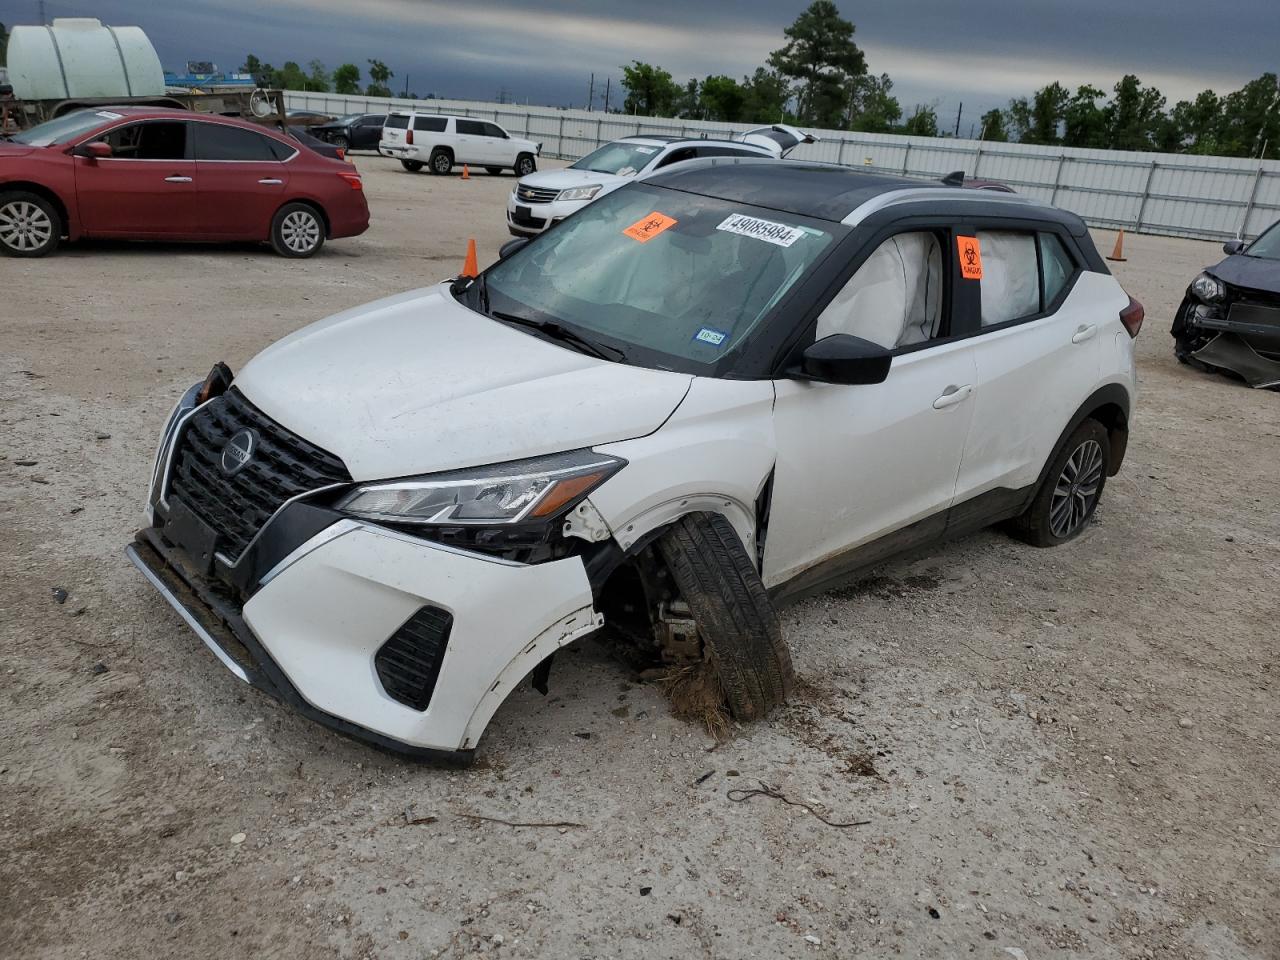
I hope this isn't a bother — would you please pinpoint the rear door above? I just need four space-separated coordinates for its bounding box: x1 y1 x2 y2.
952 226 1103 503
453 118 490 164
191 121 289 239
73 119 197 237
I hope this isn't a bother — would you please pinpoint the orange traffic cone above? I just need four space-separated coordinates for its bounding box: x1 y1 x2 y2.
1106 229 1127 262
462 164 470 180
461 238 479 278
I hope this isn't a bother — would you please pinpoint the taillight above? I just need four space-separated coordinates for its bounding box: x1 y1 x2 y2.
338 173 363 191
406 128 414 146
336 147 346 161
1119 295 1144 338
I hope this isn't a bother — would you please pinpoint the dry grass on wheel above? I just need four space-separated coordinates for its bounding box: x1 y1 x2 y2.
660 661 731 739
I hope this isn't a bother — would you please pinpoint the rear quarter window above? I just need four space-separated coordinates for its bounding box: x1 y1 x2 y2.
413 116 448 132
385 115 410 129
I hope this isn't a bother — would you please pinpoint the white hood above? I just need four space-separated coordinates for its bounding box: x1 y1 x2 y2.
234 285 692 480
517 166 628 192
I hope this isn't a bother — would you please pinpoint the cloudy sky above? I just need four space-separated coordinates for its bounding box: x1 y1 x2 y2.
15 0 1279 129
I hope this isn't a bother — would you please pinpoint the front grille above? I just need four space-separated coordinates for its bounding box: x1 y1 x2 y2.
167 388 351 563
516 184 559 203
375 606 453 711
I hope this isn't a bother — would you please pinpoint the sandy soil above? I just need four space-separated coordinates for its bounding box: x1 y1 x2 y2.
1 156 1276 960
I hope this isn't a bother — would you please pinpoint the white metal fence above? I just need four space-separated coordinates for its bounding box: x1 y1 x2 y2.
287 91 1280 243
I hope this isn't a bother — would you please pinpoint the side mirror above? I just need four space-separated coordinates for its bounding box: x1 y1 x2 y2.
498 237 529 260
796 334 892 385
1222 239 1246 255
74 141 114 159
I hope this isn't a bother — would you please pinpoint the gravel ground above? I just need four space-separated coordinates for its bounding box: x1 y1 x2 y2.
1 155 1276 960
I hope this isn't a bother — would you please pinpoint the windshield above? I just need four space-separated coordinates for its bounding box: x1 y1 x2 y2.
477 184 840 371
12 109 117 147
569 141 663 177
1245 222 1280 260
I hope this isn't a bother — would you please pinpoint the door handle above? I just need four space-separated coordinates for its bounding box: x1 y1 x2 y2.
932 384 973 409
1071 323 1098 344
258 178 283 185
163 176 192 183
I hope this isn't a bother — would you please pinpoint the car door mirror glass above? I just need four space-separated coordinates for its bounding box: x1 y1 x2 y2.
1222 239 1246 255
797 334 892 385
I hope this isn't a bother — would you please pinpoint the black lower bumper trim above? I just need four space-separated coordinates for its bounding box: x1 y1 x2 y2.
128 529 476 766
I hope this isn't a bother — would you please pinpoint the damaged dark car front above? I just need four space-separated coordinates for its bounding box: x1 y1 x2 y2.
1172 220 1280 388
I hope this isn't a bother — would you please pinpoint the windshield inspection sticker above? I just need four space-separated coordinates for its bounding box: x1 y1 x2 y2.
717 213 807 247
623 212 678 243
693 327 729 347
957 235 984 279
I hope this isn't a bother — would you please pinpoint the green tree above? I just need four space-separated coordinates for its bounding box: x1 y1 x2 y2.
1023 82 1069 144
676 78 701 119
333 63 361 95
306 59 330 93
740 68 790 123
621 61 681 116
1104 74 1165 150
1163 90 1221 153
979 107 1008 142
366 59 393 98
901 105 938 137
847 73 901 132
1216 72 1280 158
700 75 746 123
274 61 308 90
768 0 866 127
1062 85 1107 148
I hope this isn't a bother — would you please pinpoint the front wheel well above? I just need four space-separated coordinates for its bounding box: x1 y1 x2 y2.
0 182 71 237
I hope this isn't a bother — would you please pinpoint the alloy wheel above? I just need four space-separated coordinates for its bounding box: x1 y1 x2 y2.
433 154 451 174
1049 439 1104 538
0 200 53 252
280 210 321 254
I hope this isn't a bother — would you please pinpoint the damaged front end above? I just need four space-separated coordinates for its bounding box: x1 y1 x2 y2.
1173 264 1280 390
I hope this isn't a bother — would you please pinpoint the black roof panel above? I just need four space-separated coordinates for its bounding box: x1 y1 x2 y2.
646 159 923 221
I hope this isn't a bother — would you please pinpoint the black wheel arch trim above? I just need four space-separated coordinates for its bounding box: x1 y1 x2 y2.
1038 384 1131 490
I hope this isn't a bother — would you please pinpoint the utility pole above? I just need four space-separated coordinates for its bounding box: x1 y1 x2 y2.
402 74 410 98
587 73 594 112
603 77 611 114
954 102 963 138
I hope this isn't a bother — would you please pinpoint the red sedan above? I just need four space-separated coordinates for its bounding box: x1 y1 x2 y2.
0 107 369 258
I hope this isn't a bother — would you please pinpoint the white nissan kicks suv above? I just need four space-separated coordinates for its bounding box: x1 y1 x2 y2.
129 160 1141 763
379 112 540 176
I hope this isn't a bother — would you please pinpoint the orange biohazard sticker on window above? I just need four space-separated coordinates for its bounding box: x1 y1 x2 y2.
623 212 678 243
957 235 983 279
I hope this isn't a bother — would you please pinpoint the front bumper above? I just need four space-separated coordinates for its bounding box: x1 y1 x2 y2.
505 194 586 236
127 516 601 760
1174 297 1280 386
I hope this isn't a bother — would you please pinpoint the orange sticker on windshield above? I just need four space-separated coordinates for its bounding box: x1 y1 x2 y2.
957 235 983 279
624 212 677 243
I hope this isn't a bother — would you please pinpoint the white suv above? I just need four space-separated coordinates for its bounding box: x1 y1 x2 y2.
379 112 540 176
128 160 1141 763
508 125 816 236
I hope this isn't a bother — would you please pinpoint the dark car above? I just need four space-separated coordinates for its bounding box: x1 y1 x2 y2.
1172 221 1280 388
0 107 369 258
312 113 387 151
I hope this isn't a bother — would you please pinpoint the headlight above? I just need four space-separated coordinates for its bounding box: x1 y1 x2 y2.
557 185 602 202
1190 272 1225 303
336 449 624 526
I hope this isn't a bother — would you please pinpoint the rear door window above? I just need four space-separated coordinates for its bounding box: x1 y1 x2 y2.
192 123 279 161
413 116 447 132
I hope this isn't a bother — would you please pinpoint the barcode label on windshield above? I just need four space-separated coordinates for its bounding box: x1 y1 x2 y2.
717 213 806 247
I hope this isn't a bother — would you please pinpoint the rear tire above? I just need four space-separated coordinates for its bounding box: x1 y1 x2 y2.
269 202 325 258
400 159 424 172
1010 419 1110 547
0 191 61 258
331 134 350 151
429 149 453 175
656 513 794 721
514 153 536 177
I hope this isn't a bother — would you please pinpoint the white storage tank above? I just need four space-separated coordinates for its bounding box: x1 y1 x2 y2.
6 18 165 100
